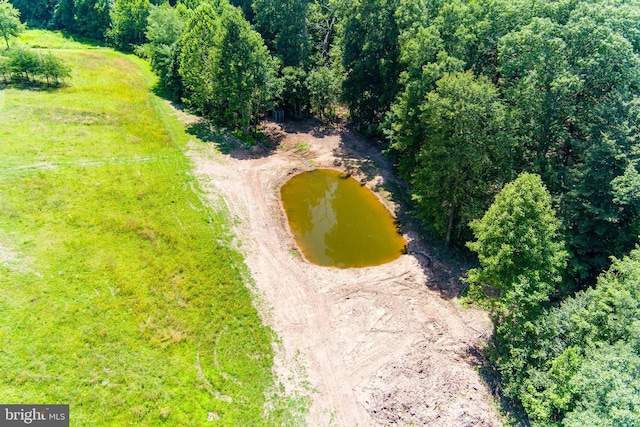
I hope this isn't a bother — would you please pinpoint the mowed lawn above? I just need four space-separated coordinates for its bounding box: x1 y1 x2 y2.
0 31 284 425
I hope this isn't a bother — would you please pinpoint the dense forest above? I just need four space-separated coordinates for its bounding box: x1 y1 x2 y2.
3 0 640 424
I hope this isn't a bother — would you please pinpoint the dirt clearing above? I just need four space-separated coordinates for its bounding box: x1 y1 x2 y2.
184 116 502 426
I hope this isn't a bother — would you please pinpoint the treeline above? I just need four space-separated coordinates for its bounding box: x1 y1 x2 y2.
6 0 345 128
7 0 640 424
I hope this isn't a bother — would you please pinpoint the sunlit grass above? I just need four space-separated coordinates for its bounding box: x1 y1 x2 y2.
0 31 286 425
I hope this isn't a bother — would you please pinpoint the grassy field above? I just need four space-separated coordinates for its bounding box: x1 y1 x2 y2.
0 30 291 425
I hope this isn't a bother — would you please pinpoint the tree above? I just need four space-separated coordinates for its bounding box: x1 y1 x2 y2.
0 0 25 49
229 0 253 21
74 0 111 39
7 45 39 82
498 18 579 178
305 65 341 120
277 65 308 118
341 0 401 131
466 173 566 311
520 245 640 425
9 0 57 27
39 51 71 86
498 13 640 286
252 0 309 67
466 173 567 398
52 0 76 32
145 3 184 46
108 0 151 49
178 3 219 114
384 21 462 177
179 1 277 133
555 16 640 284
407 71 512 246
138 3 185 96
0 52 10 83
307 0 341 66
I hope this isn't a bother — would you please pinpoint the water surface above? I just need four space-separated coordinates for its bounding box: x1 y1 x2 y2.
280 169 406 268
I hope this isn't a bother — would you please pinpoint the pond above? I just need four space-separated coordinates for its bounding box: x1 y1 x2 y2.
280 169 406 268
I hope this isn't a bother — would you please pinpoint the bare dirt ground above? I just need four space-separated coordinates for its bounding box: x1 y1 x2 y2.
182 113 502 426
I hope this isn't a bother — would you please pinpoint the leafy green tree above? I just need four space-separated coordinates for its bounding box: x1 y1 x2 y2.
466 173 567 398
9 0 56 27
498 12 640 286
341 0 401 131
277 65 308 118
407 71 512 246
305 65 341 120
138 3 185 96
0 0 25 49
253 0 309 67
0 52 10 83
307 0 342 66
7 45 39 82
178 3 218 113
229 0 253 21
520 245 640 426
39 50 70 86
179 1 277 133
498 18 579 177
466 173 566 312
108 0 151 49
52 0 76 32
145 3 184 46
74 0 110 39
555 17 640 284
385 18 463 177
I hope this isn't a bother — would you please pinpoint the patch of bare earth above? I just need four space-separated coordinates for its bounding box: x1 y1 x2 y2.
184 115 502 426
0 240 37 276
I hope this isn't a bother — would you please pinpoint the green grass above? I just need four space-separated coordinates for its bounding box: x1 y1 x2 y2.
0 31 290 425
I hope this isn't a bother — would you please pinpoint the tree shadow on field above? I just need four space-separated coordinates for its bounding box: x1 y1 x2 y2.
149 83 269 159
185 117 283 160
467 341 531 427
0 77 69 91
186 121 240 155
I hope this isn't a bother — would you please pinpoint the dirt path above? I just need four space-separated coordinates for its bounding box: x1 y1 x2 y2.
184 117 502 426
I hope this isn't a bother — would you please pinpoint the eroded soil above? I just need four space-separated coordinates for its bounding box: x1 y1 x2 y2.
183 115 502 426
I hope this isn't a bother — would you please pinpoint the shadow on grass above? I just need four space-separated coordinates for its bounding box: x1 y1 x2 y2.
467 343 531 427
56 30 109 49
0 79 68 91
149 82 245 156
186 121 239 155
186 119 284 161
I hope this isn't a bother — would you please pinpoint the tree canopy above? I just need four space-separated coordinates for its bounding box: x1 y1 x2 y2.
179 1 276 133
466 173 567 400
0 0 24 49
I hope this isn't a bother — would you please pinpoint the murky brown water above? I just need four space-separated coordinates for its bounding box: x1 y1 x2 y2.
280 169 406 268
